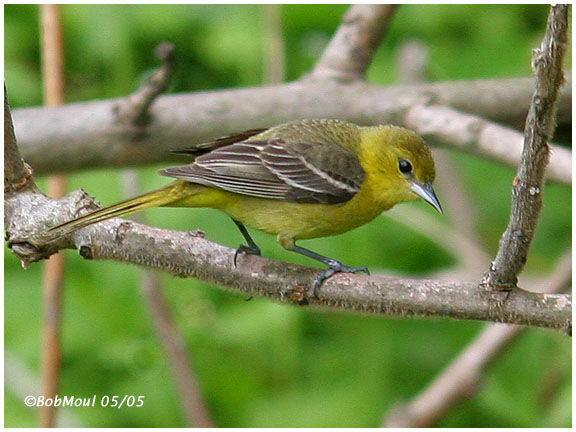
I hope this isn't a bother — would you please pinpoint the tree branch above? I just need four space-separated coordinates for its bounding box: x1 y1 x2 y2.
405 103 571 184
4 187 571 331
12 75 571 177
310 4 397 81
483 5 569 290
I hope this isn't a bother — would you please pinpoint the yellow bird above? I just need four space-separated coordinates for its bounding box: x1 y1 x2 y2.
48 119 442 291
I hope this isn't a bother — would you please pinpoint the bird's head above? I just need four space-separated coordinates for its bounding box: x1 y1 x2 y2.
360 125 442 213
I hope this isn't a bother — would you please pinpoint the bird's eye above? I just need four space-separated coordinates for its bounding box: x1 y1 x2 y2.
398 159 413 174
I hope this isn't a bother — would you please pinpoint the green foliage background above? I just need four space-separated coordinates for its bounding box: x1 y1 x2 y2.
4 4 571 427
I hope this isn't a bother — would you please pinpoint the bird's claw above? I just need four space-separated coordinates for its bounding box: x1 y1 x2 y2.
233 244 261 267
308 263 370 297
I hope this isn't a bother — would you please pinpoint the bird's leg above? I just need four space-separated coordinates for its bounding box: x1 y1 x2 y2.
289 245 370 296
232 219 261 266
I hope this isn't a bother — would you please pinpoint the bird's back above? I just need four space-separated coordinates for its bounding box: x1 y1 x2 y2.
252 118 362 152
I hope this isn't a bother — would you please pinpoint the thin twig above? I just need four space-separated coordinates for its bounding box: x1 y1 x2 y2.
395 39 429 84
39 4 67 428
140 269 214 427
388 200 491 278
311 4 397 81
4 88 34 194
261 4 285 84
113 42 176 128
482 5 569 290
432 149 488 264
382 249 571 428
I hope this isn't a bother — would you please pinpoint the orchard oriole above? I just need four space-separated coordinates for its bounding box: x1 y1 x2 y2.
48 119 442 291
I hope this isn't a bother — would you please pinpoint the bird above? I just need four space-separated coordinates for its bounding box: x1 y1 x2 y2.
47 118 442 293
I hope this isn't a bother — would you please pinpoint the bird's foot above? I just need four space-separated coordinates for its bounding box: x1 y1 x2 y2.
233 244 261 267
310 260 370 297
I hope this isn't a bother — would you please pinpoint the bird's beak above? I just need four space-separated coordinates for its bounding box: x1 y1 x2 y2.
410 181 443 214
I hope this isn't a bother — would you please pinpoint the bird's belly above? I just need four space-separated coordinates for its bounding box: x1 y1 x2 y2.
219 192 384 240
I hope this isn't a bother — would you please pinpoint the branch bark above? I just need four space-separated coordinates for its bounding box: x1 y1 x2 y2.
482 5 569 290
11 75 571 178
4 188 571 331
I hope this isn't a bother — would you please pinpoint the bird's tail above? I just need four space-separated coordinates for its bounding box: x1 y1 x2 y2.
47 183 186 238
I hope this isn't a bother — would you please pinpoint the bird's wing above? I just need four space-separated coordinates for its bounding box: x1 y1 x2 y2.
159 139 365 204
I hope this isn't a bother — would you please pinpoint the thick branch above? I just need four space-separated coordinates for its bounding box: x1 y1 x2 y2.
11 76 571 176
310 4 397 81
4 188 571 331
483 5 569 289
